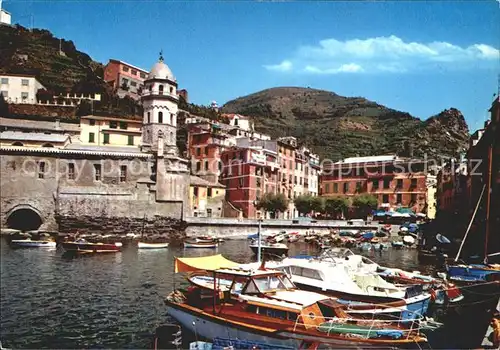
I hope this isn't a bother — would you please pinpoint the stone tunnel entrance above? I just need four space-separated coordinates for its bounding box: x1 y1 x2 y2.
6 208 43 231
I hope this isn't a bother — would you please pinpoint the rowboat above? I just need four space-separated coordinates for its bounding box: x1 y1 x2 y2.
61 240 122 254
9 239 56 249
167 255 429 349
138 242 169 249
249 240 288 257
184 240 218 248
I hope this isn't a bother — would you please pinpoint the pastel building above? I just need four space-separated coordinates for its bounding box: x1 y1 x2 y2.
79 115 142 147
0 74 45 104
189 175 226 217
103 59 148 98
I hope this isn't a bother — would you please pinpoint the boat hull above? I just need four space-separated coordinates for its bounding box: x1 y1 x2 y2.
184 242 218 248
61 242 122 253
138 242 169 249
446 264 500 283
166 301 425 348
250 245 289 257
10 240 56 248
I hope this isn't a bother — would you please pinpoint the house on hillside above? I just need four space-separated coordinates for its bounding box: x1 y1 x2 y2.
0 74 45 104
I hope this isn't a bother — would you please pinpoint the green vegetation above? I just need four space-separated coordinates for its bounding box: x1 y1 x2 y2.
351 194 378 218
324 196 350 219
256 193 289 218
222 87 470 161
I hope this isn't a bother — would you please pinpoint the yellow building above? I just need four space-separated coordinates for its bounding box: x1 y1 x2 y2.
80 115 142 147
189 175 226 217
426 174 437 219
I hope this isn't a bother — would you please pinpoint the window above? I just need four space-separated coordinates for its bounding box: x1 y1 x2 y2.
119 122 128 130
89 119 96 126
170 86 173 94
109 121 118 129
1 78 8 84
411 178 417 188
383 179 391 189
356 181 362 192
204 160 209 171
131 69 137 76
130 81 137 87
234 118 239 126
159 85 164 95
193 187 199 196
383 194 389 203
411 193 417 203
1 91 7 98
396 179 403 189
122 66 129 72
120 165 127 182
158 111 163 123
196 148 201 156
127 135 134 145
140 72 146 79
196 161 201 172
62 161 76 182
207 208 212 218
372 179 379 190
38 162 45 179
343 182 349 193
103 133 110 144
21 92 28 100
333 183 338 193
147 112 151 123
94 164 102 181
204 147 209 156
396 193 402 204
294 176 297 184
289 160 293 169
21 79 29 86
291 266 322 280
238 178 244 188
122 78 129 85
88 132 95 143
207 188 212 197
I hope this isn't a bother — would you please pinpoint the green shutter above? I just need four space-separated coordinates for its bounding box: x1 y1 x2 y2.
103 133 110 144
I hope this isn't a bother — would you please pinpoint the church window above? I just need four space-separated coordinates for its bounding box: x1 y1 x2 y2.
68 163 75 180
147 112 151 123
170 132 174 144
120 165 127 182
38 162 45 179
170 86 173 94
158 112 163 124
94 164 101 181
159 85 164 95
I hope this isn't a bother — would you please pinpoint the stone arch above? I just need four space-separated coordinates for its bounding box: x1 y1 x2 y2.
11 141 24 146
41 143 54 148
6 204 43 231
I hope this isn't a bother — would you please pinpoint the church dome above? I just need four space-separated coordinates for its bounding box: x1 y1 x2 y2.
148 58 175 81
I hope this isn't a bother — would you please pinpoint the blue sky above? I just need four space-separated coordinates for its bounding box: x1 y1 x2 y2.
5 0 500 132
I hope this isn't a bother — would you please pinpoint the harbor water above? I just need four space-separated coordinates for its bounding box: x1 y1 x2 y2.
0 238 435 349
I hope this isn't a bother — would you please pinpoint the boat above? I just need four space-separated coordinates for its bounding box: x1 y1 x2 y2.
184 240 218 249
391 241 404 249
9 239 56 249
258 257 432 321
403 235 416 246
167 255 430 349
249 240 288 257
138 241 169 249
61 239 122 254
287 233 300 243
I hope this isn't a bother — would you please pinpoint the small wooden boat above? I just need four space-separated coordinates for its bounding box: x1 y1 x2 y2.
61 240 122 254
249 241 288 257
138 242 169 249
9 239 56 249
184 240 218 248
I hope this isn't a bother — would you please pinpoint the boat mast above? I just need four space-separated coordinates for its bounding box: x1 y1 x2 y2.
484 145 493 264
454 184 486 262
257 218 262 263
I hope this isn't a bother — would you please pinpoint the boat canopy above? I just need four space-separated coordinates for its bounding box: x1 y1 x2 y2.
174 254 239 273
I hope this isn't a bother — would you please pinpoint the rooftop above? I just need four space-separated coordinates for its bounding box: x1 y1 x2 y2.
190 175 225 188
0 117 80 133
65 144 143 153
335 155 399 164
0 131 70 143
108 59 148 74
81 115 142 122
0 145 151 158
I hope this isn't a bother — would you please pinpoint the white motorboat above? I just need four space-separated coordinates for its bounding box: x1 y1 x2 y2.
9 239 56 249
138 242 169 249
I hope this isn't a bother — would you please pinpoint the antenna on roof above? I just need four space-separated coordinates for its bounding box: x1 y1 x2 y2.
159 49 164 62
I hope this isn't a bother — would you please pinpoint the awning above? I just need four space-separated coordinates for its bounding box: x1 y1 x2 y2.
174 254 239 273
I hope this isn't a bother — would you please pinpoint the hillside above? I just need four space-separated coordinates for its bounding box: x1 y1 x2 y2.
222 87 469 160
0 25 140 119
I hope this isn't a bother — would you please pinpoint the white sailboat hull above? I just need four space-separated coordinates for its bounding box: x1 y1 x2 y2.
138 242 169 249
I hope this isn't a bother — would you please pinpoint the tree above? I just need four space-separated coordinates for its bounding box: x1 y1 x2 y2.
311 196 325 213
256 193 289 218
324 197 349 219
293 195 313 216
352 194 378 218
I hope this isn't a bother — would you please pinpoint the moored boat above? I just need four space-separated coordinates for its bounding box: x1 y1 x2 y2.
61 239 122 254
166 255 430 349
9 239 56 249
184 240 218 249
249 240 288 257
138 241 169 249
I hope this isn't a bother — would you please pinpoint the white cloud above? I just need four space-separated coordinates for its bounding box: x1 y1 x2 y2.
304 63 364 75
263 60 293 72
264 35 499 74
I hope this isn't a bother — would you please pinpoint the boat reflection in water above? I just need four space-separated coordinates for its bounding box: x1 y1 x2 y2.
166 254 430 349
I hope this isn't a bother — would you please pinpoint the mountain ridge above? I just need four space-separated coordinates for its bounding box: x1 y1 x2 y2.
222 86 469 161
